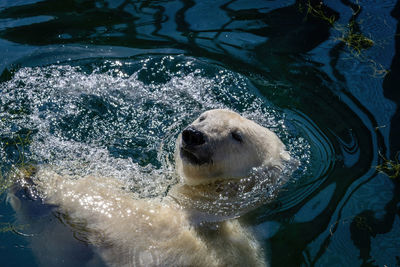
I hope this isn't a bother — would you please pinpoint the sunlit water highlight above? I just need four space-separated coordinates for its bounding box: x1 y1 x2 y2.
0 55 324 215
0 0 399 265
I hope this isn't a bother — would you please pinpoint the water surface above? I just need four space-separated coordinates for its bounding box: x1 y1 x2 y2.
0 0 399 266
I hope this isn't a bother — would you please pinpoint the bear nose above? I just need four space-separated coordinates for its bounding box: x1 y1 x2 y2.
182 127 205 146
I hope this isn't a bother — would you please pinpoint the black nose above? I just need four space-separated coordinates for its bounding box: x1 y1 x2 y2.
182 127 205 146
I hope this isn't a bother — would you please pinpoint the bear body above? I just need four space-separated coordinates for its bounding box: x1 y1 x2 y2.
9 109 290 267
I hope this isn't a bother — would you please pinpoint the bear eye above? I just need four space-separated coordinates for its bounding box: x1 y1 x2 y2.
198 115 206 122
231 131 243 143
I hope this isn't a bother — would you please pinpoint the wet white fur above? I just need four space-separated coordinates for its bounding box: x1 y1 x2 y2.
10 109 290 267
176 109 290 185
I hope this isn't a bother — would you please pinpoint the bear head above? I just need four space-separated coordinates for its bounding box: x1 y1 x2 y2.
175 109 290 185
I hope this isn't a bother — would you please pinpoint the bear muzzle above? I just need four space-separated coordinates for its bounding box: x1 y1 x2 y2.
182 126 205 146
180 126 212 165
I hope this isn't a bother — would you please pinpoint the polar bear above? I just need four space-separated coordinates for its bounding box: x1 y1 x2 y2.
176 109 290 185
8 109 291 267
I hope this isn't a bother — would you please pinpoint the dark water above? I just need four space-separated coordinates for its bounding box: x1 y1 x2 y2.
0 0 399 266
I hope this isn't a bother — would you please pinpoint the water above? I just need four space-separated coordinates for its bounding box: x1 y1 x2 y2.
0 0 399 266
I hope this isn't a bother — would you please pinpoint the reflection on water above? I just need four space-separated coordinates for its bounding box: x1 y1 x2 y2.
0 0 399 266
0 57 310 200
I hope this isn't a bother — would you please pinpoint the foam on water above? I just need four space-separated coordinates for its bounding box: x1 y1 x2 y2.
0 55 310 216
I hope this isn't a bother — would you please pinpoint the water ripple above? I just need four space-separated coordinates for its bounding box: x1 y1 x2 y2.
0 55 311 203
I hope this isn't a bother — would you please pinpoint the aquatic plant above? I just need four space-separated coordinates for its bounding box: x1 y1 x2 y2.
368 60 390 78
339 32 374 53
302 1 373 52
0 222 18 233
0 167 12 196
0 222 29 235
0 130 35 195
0 164 36 196
336 20 374 54
376 152 400 179
301 0 336 26
300 0 388 77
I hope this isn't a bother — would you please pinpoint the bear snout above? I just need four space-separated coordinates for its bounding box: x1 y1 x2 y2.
182 126 206 146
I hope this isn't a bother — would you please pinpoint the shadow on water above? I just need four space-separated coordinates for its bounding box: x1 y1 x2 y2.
0 0 399 266
354 1 400 267
384 1 400 154
0 0 338 71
